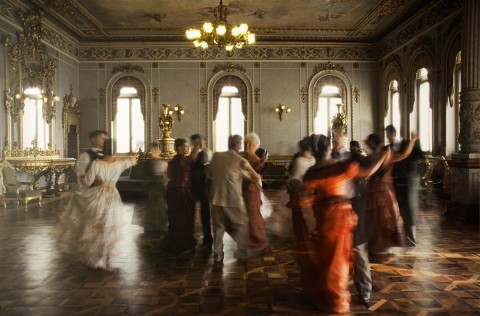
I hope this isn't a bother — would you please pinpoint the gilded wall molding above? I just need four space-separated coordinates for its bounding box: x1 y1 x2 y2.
313 62 346 75
300 87 308 104
353 87 360 103
200 87 207 104
151 87 159 104
254 87 260 103
79 46 379 61
111 63 144 75
212 63 246 74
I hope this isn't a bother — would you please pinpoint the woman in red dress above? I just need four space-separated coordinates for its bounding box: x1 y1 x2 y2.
363 132 418 253
242 133 269 252
294 134 387 314
165 138 199 254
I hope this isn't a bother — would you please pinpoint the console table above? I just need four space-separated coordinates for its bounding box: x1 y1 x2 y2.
6 157 76 196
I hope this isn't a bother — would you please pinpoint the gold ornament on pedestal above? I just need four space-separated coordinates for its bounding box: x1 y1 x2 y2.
331 103 347 134
158 103 185 158
158 104 175 158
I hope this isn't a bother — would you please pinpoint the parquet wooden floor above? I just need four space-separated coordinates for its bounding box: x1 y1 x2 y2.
0 192 479 315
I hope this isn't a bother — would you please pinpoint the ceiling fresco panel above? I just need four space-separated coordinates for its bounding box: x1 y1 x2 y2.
27 0 433 43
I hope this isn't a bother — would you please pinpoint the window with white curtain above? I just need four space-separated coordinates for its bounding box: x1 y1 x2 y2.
385 80 401 143
385 80 400 128
214 86 244 152
22 87 49 149
411 68 432 152
113 87 144 153
446 51 461 156
314 85 342 136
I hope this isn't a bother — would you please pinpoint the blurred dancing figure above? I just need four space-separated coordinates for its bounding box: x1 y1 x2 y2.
331 129 350 161
59 139 136 270
294 134 387 314
386 125 424 247
165 138 198 254
266 137 315 239
190 134 213 249
364 132 418 252
243 133 269 252
58 130 107 262
208 135 260 262
348 140 371 307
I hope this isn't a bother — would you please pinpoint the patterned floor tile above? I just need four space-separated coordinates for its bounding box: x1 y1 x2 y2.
0 192 479 315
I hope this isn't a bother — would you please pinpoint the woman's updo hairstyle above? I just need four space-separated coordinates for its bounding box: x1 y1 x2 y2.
316 134 331 159
298 137 310 153
174 138 188 150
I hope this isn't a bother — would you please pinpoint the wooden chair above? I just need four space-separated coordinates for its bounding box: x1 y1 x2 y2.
426 156 450 206
417 156 432 207
1 160 42 210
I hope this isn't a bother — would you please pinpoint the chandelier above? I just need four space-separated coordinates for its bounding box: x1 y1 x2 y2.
185 0 255 57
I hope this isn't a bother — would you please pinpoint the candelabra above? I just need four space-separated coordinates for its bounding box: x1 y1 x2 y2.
158 104 176 158
274 104 291 121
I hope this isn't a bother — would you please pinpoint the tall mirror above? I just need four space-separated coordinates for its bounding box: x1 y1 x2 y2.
3 10 59 158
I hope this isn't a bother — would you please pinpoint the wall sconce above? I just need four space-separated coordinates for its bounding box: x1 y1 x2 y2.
169 104 185 122
15 92 30 103
274 103 291 121
42 90 60 103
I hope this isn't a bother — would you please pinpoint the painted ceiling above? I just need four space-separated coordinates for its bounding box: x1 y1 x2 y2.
32 0 432 43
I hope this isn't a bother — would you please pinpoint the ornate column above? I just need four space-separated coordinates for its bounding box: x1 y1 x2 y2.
447 0 480 220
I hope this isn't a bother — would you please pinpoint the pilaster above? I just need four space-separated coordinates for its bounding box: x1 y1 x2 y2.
447 0 480 221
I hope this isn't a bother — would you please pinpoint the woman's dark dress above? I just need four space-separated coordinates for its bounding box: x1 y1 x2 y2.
166 154 196 253
366 153 405 252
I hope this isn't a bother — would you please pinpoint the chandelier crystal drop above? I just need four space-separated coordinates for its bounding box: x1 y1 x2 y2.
186 0 255 57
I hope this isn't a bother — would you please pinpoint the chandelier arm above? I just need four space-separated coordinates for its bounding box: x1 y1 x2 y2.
186 0 255 54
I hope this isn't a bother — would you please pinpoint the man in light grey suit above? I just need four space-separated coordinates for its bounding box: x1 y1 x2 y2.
208 135 260 262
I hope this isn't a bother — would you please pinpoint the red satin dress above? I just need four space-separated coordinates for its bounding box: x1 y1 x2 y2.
295 162 359 314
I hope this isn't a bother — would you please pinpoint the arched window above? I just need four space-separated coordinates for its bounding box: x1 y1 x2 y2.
22 87 50 149
113 86 145 153
214 86 245 152
384 80 400 142
411 68 432 152
446 51 461 156
314 85 343 135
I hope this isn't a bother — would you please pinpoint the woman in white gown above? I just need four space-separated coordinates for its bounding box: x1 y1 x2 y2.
59 139 136 270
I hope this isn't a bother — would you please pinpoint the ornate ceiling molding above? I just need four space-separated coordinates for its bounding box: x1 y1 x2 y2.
379 0 462 57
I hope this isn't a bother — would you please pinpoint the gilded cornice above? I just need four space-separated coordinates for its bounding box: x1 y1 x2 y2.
79 46 379 61
379 0 462 57
352 0 406 33
42 26 79 58
0 0 14 18
0 0 79 58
